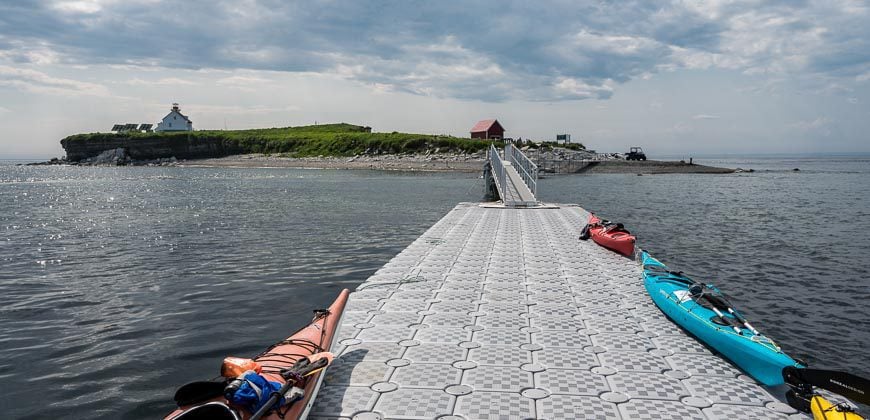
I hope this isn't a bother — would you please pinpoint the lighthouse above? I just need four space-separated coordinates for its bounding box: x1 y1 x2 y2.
155 103 193 132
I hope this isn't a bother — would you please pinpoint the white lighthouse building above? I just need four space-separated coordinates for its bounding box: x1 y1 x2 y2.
155 103 193 132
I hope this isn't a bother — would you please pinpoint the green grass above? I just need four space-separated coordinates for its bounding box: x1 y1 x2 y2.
62 123 501 157
525 141 586 151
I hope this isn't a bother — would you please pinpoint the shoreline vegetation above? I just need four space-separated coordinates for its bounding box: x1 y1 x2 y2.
54 123 736 174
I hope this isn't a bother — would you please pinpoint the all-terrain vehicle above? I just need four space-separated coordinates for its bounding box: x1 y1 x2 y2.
626 147 647 161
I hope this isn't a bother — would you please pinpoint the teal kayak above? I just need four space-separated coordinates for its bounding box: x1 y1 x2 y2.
641 251 803 386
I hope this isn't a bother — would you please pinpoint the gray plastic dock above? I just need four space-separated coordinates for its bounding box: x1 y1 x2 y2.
310 203 808 419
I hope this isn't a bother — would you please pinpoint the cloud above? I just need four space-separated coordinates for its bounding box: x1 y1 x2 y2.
0 106 10 114
692 114 721 120
667 122 693 134
215 75 271 86
1 1 869 102
553 77 613 100
790 117 832 136
125 77 197 86
51 0 106 14
0 65 110 96
183 104 301 115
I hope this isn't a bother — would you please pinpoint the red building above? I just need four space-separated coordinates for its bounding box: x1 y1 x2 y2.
470 119 505 140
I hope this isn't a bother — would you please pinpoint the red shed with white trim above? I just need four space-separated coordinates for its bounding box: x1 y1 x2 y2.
470 119 505 140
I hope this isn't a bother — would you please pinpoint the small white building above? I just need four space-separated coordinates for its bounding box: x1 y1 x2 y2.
155 103 193 132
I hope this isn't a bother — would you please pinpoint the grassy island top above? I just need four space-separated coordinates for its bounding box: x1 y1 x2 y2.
61 123 585 157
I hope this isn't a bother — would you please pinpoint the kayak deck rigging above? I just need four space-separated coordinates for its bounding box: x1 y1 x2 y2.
309 203 816 419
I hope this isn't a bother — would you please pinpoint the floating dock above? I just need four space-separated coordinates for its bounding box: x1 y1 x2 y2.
309 203 807 419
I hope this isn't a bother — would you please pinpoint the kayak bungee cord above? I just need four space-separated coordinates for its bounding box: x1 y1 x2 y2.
647 266 763 338
251 309 333 418
166 289 349 420
256 340 321 375
688 284 755 336
256 309 330 374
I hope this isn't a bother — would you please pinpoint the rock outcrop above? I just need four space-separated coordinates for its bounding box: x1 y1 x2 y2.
82 148 131 165
61 134 243 162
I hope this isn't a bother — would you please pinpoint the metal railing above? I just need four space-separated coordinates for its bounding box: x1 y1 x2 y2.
488 144 507 201
505 143 538 196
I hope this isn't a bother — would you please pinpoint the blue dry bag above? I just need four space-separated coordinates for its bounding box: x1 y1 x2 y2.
226 370 285 413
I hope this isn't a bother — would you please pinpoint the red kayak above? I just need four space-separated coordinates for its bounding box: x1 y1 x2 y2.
166 289 349 420
582 214 636 257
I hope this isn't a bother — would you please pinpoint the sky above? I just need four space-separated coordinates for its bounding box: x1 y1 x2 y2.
1 0 870 158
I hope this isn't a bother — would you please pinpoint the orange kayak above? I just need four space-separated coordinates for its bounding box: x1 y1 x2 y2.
584 214 636 256
166 289 349 420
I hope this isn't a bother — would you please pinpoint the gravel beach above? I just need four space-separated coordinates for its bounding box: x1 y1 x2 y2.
178 153 736 174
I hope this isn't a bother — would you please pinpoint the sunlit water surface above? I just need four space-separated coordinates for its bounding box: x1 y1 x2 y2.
1 157 867 418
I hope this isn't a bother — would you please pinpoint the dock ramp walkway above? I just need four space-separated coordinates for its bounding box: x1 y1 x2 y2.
487 144 539 207
309 203 806 419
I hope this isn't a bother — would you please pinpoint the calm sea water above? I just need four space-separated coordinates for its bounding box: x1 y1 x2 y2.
1 157 868 418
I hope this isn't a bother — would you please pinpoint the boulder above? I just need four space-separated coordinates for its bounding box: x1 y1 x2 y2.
83 148 130 166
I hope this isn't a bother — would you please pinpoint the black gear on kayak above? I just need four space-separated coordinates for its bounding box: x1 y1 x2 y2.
688 284 733 311
174 379 230 407
707 294 733 312
785 389 812 414
710 315 743 329
579 224 591 240
783 366 870 407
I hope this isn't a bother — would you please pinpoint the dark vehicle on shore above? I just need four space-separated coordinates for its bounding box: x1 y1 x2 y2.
626 147 647 161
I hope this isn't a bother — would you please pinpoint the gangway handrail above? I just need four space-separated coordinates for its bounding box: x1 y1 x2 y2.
488 144 508 202
505 144 538 196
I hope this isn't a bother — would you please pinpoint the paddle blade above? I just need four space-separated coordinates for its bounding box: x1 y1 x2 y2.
303 367 327 377
285 352 335 378
785 367 870 405
307 351 334 365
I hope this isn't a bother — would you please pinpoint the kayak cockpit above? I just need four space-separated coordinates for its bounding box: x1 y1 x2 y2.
168 402 240 420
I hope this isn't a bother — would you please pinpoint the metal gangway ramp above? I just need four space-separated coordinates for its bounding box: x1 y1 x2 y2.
487 144 539 207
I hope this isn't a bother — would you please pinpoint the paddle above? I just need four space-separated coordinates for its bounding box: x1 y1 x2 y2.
644 266 760 336
723 306 760 335
248 352 334 420
784 366 870 407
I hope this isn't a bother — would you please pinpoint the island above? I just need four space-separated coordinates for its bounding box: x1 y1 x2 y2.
57 123 735 174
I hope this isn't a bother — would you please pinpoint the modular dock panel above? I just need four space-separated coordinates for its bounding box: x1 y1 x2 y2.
311 203 807 419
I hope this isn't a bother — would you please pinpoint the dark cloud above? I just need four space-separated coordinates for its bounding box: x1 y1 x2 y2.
1 0 868 101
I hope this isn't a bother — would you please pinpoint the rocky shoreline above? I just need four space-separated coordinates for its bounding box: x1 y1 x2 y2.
178 153 488 172
29 148 737 174
26 148 180 167
179 153 737 174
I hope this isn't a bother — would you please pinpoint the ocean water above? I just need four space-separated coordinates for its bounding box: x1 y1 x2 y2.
1 157 868 418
